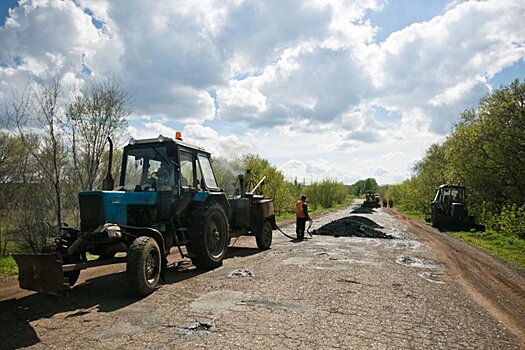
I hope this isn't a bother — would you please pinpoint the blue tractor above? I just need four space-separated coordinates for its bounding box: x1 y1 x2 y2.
13 134 276 296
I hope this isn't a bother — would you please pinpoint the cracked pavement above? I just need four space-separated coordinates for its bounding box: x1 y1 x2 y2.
0 203 523 349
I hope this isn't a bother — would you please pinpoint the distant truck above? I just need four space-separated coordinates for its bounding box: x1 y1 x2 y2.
362 191 380 208
426 184 484 230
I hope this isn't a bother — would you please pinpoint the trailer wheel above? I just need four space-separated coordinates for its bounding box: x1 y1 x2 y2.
256 220 273 250
187 204 229 269
127 236 161 296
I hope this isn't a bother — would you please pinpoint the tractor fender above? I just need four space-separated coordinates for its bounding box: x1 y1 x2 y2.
120 225 166 256
194 192 232 220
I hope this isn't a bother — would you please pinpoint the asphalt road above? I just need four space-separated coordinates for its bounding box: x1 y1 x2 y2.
1 203 523 349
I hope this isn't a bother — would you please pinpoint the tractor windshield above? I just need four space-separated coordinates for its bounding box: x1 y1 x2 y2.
450 187 466 203
440 186 466 203
198 155 218 189
122 146 174 191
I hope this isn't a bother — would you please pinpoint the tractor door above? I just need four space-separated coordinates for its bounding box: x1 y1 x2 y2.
179 150 196 191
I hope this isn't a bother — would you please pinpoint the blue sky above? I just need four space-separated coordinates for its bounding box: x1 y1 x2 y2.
0 0 524 184
367 0 449 42
0 0 18 26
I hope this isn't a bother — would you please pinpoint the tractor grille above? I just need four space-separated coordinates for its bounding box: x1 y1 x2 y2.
79 193 105 232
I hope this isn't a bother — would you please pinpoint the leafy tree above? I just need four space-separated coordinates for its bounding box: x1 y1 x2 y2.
348 178 379 197
241 154 295 215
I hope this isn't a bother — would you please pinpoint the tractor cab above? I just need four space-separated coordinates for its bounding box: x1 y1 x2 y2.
79 135 229 233
433 185 466 205
428 184 483 230
120 136 220 194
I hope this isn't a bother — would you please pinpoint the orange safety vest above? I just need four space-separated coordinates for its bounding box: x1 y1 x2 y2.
295 200 307 218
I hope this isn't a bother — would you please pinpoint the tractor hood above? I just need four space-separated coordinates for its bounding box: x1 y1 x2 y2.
79 191 159 231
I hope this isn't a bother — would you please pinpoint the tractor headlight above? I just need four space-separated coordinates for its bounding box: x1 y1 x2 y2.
106 224 122 239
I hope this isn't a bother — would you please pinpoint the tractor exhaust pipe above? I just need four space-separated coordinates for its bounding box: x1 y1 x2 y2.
238 174 246 198
102 137 114 190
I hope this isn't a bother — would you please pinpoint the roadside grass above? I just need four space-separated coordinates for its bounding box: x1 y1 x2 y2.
395 207 428 222
0 256 18 277
449 230 525 270
394 207 525 270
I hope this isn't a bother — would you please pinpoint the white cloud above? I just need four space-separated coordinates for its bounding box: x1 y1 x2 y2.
0 0 524 184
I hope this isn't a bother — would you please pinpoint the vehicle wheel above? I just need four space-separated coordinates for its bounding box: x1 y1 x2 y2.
256 220 273 250
127 236 161 296
187 204 229 269
431 209 440 228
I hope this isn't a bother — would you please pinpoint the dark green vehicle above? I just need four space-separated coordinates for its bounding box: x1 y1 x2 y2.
13 134 276 296
427 184 484 231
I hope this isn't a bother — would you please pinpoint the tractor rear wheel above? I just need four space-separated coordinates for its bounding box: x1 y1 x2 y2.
187 204 229 269
256 220 273 250
127 236 161 296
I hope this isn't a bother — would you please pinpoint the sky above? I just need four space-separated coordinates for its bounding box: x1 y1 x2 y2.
0 0 524 185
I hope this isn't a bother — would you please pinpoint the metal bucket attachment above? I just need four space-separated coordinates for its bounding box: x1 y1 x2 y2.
12 254 67 296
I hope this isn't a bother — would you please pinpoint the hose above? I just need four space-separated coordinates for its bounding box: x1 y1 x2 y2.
275 218 314 240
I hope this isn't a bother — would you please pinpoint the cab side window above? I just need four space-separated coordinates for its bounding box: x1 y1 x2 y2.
179 151 194 188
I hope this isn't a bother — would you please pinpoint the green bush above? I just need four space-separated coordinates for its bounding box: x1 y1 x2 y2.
497 204 525 239
305 179 347 210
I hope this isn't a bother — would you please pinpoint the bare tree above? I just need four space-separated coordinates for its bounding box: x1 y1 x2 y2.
4 77 67 228
65 78 130 191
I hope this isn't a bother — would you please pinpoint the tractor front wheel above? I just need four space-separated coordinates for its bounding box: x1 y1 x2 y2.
256 220 273 250
127 236 161 296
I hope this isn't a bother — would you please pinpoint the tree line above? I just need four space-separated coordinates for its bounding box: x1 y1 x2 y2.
0 77 352 256
212 154 350 215
386 79 525 239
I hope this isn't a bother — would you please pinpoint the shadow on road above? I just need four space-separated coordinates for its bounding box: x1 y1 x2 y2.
0 246 259 350
0 270 137 349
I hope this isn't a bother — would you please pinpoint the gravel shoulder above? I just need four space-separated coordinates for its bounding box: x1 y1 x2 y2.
0 204 523 349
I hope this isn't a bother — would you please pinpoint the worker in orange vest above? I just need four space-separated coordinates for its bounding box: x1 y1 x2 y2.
295 195 310 240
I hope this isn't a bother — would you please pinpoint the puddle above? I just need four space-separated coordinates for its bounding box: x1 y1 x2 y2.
228 268 255 278
419 271 445 284
396 256 437 269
